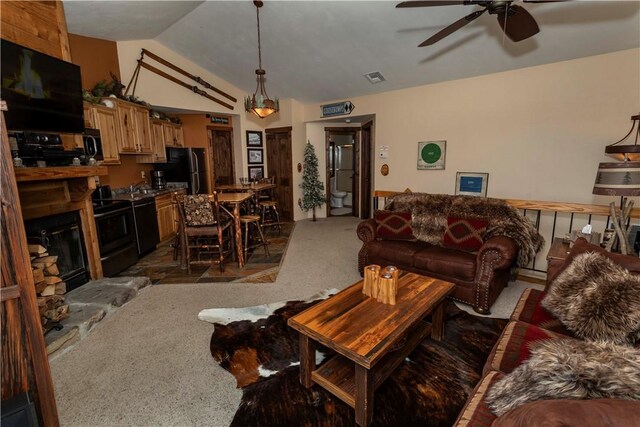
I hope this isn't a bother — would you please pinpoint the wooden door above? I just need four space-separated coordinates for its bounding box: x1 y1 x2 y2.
266 127 293 221
134 107 152 154
361 121 373 219
116 103 137 153
209 128 234 186
92 106 121 165
1 101 60 425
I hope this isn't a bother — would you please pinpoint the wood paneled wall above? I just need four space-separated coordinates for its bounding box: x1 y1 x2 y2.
1 0 71 61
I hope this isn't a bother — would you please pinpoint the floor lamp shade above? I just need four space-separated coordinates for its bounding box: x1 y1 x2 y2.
593 162 640 196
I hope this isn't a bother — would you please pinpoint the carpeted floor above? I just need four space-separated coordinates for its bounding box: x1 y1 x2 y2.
49 216 541 426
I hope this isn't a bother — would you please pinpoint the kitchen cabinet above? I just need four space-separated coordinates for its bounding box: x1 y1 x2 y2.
134 107 153 153
137 119 167 164
91 104 121 165
173 124 184 147
103 98 153 155
83 102 95 128
164 122 184 147
156 190 185 242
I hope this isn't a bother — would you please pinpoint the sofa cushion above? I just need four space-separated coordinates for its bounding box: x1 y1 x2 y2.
485 321 572 375
510 288 573 337
367 240 427 266
492 399 640 427
413 245 477 281
453 371 502 427
543 252 640 345
443 216 488 252
375 210 414 240
548 237 640 284
486 338 640 417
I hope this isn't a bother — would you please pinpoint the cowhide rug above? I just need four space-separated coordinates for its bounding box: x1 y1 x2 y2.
200 290 507 427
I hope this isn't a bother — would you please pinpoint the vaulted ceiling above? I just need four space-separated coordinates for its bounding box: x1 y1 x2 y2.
64 1 640 103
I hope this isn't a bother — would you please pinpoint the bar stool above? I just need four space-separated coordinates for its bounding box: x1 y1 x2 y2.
240 214 270 261
259 200 282 235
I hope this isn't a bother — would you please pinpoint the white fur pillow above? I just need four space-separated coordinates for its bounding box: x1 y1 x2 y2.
486 338 640 416
542 252 640 345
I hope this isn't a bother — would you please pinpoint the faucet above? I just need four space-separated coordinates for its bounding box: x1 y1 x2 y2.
129 179 147 193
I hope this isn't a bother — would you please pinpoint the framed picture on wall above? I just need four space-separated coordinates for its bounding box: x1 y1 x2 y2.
417 141 446 170
247 130 263 147
248 166 264 181
247 148 263 164
455 172 489 197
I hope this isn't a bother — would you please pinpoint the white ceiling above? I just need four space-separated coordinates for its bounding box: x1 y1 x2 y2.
64 1 640 104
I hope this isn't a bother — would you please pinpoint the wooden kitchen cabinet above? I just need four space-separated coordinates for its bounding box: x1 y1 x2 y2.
134 107 153 154
156 190 186 242
137 119 167 164
83 102 95 128
173 124 184 147
103 98 153 155
163 122 184 147
91 104 121 165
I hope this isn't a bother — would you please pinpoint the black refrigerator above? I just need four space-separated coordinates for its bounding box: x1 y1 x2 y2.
156 148 207 194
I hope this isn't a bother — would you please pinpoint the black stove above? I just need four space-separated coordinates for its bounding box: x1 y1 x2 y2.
93 199 130 214
92 198 138 276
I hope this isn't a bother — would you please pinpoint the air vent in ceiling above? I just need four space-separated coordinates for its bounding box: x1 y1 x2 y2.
364 71 386 84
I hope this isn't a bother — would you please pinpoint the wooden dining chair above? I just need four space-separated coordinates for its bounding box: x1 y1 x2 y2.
176 192 234 273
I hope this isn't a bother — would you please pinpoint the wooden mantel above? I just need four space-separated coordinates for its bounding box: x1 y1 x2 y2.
15 166 108 280
14 166 108 182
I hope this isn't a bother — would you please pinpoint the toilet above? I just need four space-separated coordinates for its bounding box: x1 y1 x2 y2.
330 176 347 208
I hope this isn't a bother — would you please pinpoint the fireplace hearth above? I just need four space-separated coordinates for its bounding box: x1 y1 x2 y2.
24 211 90 291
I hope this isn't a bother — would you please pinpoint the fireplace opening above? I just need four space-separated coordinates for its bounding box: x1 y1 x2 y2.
24 211 90 291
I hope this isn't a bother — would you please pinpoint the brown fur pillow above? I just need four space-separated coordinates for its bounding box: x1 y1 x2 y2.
542 252 640 345
486 338 640 416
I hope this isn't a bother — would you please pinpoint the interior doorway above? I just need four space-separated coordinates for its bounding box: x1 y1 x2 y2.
208 127 235 186
266 127 294 221
325 128 360 218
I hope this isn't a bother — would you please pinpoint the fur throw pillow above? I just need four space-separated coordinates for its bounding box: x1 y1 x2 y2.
486 338 640 416
542 252 640 345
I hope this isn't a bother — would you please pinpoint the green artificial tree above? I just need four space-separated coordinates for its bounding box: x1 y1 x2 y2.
300 141 325 221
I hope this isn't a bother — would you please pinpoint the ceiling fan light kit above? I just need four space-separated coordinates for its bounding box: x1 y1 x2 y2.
245 0 279 119
397 0 565 47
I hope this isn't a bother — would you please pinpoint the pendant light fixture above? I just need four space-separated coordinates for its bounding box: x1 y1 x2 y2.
245 0 279 119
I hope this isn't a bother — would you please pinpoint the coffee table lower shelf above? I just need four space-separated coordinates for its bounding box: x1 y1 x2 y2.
310 320 433 409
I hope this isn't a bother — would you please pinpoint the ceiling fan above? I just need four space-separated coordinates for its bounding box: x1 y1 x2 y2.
396 1 568 47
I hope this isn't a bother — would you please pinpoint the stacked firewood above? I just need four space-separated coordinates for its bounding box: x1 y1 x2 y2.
29 244 69 328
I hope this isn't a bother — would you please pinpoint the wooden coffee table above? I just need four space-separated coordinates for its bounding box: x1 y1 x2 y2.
288 273 455 427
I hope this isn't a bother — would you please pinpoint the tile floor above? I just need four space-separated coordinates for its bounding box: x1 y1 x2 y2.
118 222 294 284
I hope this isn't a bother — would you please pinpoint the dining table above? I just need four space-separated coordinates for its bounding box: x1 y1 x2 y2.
217 192 254 268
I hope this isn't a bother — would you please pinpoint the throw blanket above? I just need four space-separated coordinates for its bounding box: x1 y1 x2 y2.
386 193 544 266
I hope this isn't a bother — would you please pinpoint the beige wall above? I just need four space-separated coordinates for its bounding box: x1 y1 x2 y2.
303 48 640 207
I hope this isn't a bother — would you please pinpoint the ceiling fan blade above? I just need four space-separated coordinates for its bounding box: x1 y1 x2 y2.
497 4 540 42
522 0 571 3
396 1 467 8
419 8 486 47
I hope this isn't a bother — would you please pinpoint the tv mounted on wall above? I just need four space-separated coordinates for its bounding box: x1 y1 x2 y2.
1 39 84 134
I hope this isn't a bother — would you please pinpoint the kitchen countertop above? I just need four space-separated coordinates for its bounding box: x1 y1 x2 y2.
111 187 187 202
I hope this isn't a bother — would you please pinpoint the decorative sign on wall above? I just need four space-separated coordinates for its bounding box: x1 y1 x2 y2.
209 115 230 125
417 141 446 170
321 101 355 117
455 172 489 197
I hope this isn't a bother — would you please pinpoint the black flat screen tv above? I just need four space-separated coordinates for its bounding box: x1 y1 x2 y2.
1 39 84 133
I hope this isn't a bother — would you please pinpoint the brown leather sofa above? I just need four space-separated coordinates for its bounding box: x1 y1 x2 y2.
357 218 518 314
454 238 640 426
